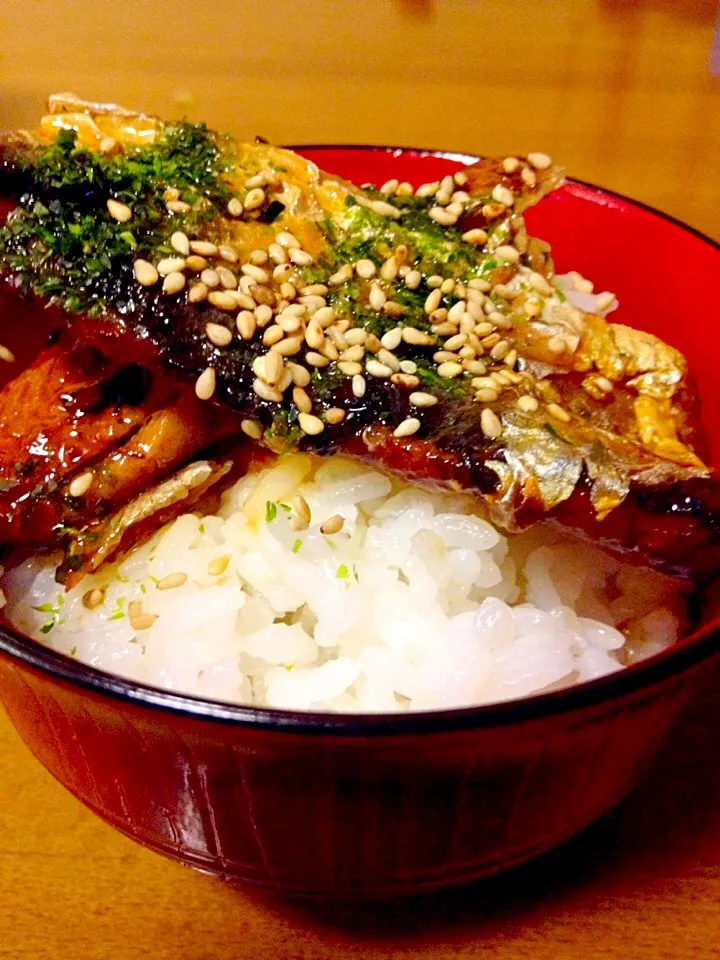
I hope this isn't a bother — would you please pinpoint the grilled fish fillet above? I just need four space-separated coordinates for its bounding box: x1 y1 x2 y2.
0 94 717 580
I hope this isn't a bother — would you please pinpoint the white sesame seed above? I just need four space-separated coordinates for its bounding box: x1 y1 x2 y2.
305 318 325 349
170 231 190 256
338 360 363 376
166 199 192 215
404 270 422 290
429 206 458 226
162 271 186 295
217 266 238 290
241 419 263 440
289 248 314 267
241 263 270 283
461 228 488 246
340 344 365 362
69 471 93 498
236 311 256 339
82 588 105 610
392 417 420 438
234 292 256 311
547 403 571 423
262 325 284 348
188 282 208 303
529 271 553 295
415 181 439 198
275 231 300 249
298 294 327 311
464 359 487 375
517 395 539 413
244 188 266 210
313 306 336 328
273 336 304 357
157 256 187 277
205 322 232 347
355 259 376 279
328 264 354 285
190 241 218 257
380 256 399 281
490 340 511 360
321 339 339 361
345 328 367 346
377 348 400 372
267 243 287 265
195 367 216 400
495 245 520 264
305 351 330 368
492 184 515 207
528 151 552 170
0 344 14 363
444 333 468 351
157 572 189 591
352 374 366 397
298 412 325 436
380 328 403 350
437 361 463 378
133 259 159 287
366 359 393 378
245 172 268 189
369 199 401 218
369 283 387 311
253 378 283 403
409 391 438 408
208 291 237 311
282 363 307 387
380 178 399 195
425 288 442 314
261 350 283 386
402 327 434 346
480 408 503 438
399 359 417 374
227 198 244 217
106 198 132 222
502 157 521 174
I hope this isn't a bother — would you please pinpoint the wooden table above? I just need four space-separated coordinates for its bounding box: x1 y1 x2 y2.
1 1 719 955
1 658 719 959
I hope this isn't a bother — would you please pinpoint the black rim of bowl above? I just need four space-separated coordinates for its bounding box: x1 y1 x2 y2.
0 145 718 736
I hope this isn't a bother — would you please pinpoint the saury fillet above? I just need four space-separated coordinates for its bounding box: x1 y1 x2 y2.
0 93 718 581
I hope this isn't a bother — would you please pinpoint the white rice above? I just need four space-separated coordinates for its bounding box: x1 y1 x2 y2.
2 455 686 713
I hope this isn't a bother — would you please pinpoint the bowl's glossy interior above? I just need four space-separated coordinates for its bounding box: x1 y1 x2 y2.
0 147 718 897
0 146 718 733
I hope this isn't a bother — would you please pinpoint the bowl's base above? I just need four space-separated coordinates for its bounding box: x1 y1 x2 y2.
78 789 631 901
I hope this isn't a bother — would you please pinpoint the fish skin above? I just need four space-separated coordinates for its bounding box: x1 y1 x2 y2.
0 95 717 582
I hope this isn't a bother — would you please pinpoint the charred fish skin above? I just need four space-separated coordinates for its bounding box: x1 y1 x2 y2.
0 94 716 580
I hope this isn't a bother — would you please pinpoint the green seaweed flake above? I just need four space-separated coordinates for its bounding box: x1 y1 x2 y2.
0 123 233 315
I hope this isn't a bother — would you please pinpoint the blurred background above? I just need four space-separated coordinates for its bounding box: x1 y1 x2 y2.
1 0 718 237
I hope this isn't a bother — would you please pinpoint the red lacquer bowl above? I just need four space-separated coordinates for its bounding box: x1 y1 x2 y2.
0 147 719 899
